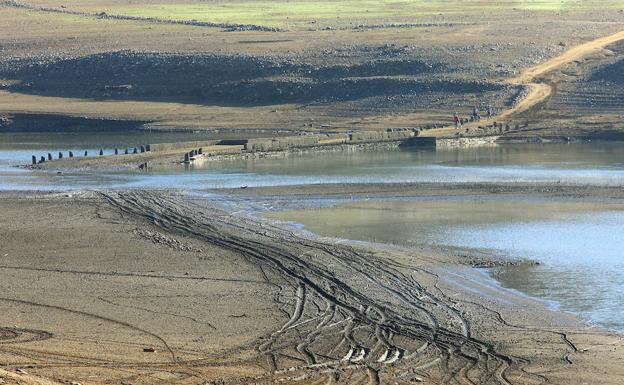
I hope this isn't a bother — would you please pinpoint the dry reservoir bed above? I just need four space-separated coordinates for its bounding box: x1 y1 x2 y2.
0 190 623 385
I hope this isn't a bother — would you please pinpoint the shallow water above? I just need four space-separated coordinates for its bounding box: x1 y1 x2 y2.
2 133 624 330
2 135 624 190
268 200 624 332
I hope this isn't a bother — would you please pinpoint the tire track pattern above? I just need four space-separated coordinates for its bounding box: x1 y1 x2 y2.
100 191 544 385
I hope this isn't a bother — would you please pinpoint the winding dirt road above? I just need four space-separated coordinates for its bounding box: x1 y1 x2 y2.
501 29 624 118
424 29 624 137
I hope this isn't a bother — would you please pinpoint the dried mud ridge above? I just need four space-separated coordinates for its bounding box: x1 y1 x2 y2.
1 0 283 32
100 191 576 385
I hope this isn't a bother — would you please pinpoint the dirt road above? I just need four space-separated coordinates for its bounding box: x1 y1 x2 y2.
423 29 624 137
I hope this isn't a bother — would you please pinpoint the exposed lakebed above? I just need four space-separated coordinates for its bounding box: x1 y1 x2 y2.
2 133 624 332
267 199 624 332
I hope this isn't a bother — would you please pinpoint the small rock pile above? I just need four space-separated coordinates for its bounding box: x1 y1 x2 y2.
133 228 202 253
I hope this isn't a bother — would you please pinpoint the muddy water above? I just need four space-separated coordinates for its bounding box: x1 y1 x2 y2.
267 200 624 332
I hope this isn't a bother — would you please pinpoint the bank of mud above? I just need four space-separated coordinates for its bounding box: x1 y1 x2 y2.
1 189 623 385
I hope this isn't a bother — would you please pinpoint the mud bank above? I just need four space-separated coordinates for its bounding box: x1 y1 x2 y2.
0 112 147 132
0 190 622 385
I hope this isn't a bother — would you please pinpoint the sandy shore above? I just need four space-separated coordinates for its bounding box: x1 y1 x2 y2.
0 189 623 385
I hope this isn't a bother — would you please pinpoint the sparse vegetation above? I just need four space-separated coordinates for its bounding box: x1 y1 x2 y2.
20 0 624 29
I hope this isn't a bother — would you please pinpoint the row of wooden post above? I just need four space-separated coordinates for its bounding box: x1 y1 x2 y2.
31 145 148 165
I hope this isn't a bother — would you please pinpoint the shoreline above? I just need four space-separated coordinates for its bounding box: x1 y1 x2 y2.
1 189 623 384
244 182 624 335
17 133 624 173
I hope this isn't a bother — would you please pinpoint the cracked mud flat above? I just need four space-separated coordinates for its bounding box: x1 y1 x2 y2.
1 190 623 385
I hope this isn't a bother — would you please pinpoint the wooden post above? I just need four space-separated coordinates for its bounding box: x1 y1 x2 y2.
47 153 52 161
115 148 118 155
140 145 145 153
39 156 45 163
184 153 190 162
84 150 88 156
133 147 138 154
99 149 104 156
124 148 129 155
69 151 73 158
198 147 203 154
32 155 36 165
58 152 63 159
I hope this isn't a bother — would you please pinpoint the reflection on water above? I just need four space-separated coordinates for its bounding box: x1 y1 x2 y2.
268 201 624 332
454 212 624 331
2 138 624 190
2 132 624 330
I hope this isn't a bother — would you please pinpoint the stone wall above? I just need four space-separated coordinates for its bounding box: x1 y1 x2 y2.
436 136 501 148
149 140 220 152
243 129 413 152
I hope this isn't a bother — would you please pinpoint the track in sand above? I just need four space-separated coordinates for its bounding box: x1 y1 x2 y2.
97 190 570 385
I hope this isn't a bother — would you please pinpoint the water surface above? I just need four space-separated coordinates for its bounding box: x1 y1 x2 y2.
268 199 624 332
2 133 624 330
2 137 624 190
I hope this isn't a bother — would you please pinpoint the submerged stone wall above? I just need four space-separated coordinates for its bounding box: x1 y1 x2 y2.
436 136 500 148
244 129 413 152
148 140 220 152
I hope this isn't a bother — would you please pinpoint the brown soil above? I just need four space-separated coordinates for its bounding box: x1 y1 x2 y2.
1 2 623 134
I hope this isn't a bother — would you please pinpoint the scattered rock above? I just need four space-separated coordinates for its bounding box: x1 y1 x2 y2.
133 228 203 253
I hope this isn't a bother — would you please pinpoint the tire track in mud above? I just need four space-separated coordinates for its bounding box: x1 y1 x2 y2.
0 297 178 362
0 328 53 344
96 296 218 330
98 191 540 385
0 265 269 285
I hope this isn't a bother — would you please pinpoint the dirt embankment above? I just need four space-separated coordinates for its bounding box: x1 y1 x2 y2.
1 51 508 107
544 41 624 116
0 112 146 132
421 28 624 139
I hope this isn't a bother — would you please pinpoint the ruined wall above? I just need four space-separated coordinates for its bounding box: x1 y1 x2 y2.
148 140 219 152
436 136 500 148
244 129 412 152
